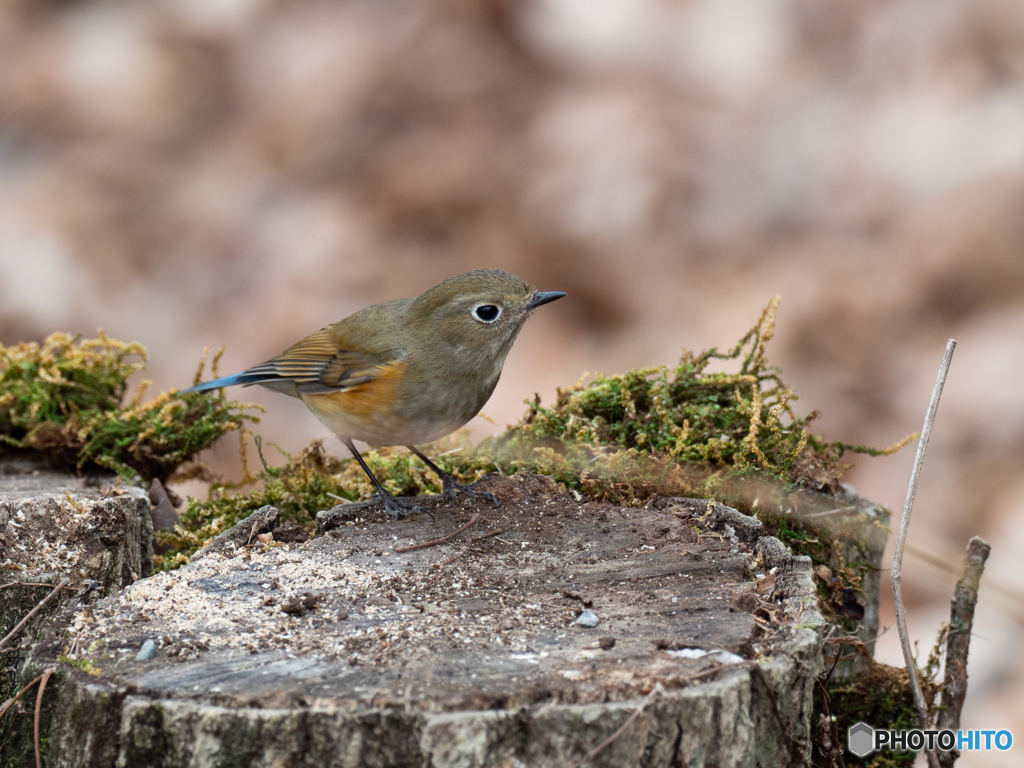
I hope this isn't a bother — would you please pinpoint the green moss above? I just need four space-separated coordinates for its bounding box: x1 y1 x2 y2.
0 332 262 482
153 436 488 567
498 297 912 491
56 656 98 675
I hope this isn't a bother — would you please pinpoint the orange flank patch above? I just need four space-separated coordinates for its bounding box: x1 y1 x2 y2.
310 360 404 415
298 360 414 445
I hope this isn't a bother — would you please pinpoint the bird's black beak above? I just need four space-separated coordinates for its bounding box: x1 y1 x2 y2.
527 291 567 310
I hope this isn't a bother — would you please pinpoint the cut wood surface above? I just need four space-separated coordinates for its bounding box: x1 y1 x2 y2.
5 464 827 768
0 456 153 593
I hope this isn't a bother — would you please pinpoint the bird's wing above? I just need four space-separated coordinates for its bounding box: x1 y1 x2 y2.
181 329 401 396
242 329 397 394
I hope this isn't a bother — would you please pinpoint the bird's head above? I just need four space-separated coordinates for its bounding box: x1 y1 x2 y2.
411 269 565 362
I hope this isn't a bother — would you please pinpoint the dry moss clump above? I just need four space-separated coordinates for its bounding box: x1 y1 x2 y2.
503 297 911 493
0 332 261 482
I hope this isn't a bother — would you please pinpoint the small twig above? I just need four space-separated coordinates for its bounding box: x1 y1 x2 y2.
568 685 661 768
0 582 76 591
467 528 503 545
0 673 44 724
673 664 731 686
936 536 990 768
0 710 15 754
805 506 858 518
437 546 469 568
34 668 53 768
0 578 71 652
395 514 480 553
820 637 853 688
892 339 955 768
815 632 849 768
821 635 868 668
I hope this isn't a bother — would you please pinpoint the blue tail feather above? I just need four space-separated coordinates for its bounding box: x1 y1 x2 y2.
178 371 260 394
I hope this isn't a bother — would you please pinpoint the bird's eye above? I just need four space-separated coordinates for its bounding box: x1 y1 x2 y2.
473 304 501 323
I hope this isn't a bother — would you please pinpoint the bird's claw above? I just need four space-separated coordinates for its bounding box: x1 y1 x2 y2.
441 482 499 507
375 493 427 521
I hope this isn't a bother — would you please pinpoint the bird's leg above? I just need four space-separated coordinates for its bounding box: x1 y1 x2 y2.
344 440 424 520
407 445 499 506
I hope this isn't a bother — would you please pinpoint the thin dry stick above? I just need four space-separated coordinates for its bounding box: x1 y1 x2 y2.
395 514 479 553
0 578 71 652
805 506 858 518
0 673 43 759
0 673 44 723
0 582 76 591
438 546 470 568
568 685 661 768
816 641 848 768
34 668 53 768
467 528 503 545
0 710 16 754
891 339 955 768
936 536 990 768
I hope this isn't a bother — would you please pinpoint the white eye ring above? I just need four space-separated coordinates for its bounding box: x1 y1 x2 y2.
472 304 501 323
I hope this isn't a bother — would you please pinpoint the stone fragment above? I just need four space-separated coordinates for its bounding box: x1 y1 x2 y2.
136 639 156 661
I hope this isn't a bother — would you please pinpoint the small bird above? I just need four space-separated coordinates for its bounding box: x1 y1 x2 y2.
180 269 565 518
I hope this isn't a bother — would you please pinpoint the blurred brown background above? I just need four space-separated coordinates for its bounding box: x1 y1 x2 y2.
2 0 1023 758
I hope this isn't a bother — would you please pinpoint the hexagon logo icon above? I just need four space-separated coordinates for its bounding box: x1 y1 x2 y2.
848 722 874 757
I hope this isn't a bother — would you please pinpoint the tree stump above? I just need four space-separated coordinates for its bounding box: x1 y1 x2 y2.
5 466 827 767
0 455 152 671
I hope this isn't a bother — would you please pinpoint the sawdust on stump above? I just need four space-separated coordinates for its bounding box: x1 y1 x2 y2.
66 474 812 709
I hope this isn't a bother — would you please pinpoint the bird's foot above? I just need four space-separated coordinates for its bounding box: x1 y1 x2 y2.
440 480 499 507
374 492 428 521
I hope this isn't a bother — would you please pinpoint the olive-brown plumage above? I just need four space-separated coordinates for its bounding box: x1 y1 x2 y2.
181 269 565 517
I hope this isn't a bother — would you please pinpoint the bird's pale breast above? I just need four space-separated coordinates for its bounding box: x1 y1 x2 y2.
298 360 472 446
